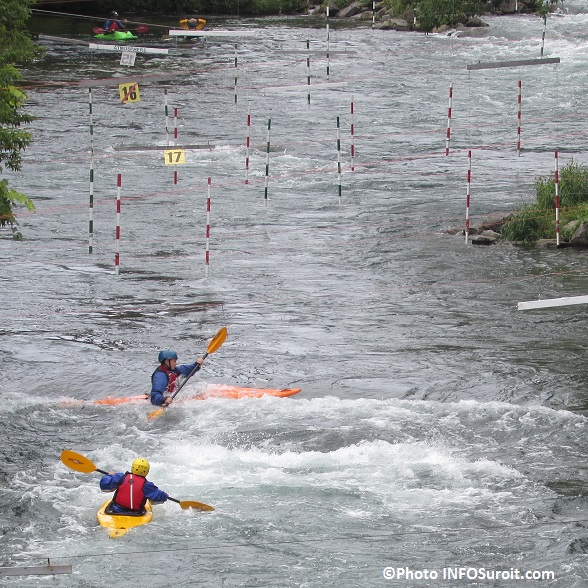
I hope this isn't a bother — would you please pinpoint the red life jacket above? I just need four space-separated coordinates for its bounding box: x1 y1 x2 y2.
155 364 178 398
113 473 147 512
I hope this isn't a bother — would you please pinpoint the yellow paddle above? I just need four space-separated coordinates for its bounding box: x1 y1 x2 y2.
60 450 215 511
147 326 228 421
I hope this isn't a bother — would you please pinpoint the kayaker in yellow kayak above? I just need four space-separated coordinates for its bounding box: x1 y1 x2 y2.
99 458 169 515
103 11 127 32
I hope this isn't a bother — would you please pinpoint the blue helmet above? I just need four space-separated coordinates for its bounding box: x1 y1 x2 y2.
158 350 178 363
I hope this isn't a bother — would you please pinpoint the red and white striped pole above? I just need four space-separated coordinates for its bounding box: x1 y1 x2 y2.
245 103 251 184
517 80 522 157
205 177 211 277
234 44 238 106
336 116 342 203
173 107 178 185
445 84 453 156
115 173 122 275
554 151 560 246
306 39 311 107
326 5 330 79
465 151 471 245
350 95 355 172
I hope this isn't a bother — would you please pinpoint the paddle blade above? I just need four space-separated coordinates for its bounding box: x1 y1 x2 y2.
61 450 97 474
135 25 149 33
180 500 215 511
147 407 165 421
93 27 106 34
207 327 227 355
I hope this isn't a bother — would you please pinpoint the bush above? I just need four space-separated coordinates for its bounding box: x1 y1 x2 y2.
501 160 588 242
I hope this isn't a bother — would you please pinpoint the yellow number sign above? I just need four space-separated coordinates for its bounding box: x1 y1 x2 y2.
119 82 140 104
164 149 186 165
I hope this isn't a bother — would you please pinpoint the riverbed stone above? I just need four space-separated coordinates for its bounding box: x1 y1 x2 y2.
337 1 362 18
569 222 588 247
471 230 501 245
536 239 560 248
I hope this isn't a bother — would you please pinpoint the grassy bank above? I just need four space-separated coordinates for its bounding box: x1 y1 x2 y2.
500 161 588 242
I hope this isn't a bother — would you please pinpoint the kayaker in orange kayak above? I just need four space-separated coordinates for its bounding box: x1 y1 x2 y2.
150 350 204 407
99 458 169 515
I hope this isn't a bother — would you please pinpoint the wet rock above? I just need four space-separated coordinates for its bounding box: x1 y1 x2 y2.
563 220 580 234
478 213 509 232
377 18 410 31
536 239 560 248
318 0 340 16
337 1 362 18
465 16 489 27
569 222 588 247
471 230 501 245
497 0 517 13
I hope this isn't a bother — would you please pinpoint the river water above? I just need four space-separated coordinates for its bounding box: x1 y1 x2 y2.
1 3 587 587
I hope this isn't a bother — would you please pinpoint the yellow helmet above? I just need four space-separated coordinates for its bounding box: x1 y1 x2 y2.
131 457 150 476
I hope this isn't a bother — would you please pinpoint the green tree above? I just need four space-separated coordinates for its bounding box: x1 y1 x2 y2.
386 0 481 32
0 0 41 239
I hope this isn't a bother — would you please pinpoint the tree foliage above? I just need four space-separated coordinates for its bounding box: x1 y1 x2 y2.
385 0 482 31
385 0 563 31
91 0 301 16
0 0 41 238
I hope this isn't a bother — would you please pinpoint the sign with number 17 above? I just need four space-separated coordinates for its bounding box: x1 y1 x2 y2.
164 149 186 165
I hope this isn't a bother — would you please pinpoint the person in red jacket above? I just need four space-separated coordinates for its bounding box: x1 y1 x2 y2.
99 458 168 515
150 350 204 407
103 11 127 32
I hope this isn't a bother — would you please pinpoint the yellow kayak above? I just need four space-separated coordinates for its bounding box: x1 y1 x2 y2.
96 499 153 538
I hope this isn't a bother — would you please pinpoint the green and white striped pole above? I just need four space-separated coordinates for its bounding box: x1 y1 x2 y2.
264 118 271 205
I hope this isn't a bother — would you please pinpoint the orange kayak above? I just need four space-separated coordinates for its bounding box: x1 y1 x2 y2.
91 385 301 406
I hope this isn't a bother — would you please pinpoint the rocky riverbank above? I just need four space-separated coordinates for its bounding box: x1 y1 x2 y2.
448 216 588 249
306 0 548 33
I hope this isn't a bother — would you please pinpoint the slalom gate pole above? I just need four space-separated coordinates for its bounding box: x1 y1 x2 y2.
164 89 170 147
307 39 311 107
555 151 560 246
89 161 94 255
234 45 238 106
465 151 471 245
445 84 453 156
88 88 94 254
336 116 342 203
326 6 330 79
205 177 211 277
245 103 251 184
350 95 355 172
517 80 522 157
173 107 178 185
541 14 547 58
264 119 271 205
115 174 122 275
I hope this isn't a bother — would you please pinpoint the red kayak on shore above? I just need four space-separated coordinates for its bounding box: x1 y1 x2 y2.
89 384 301 406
